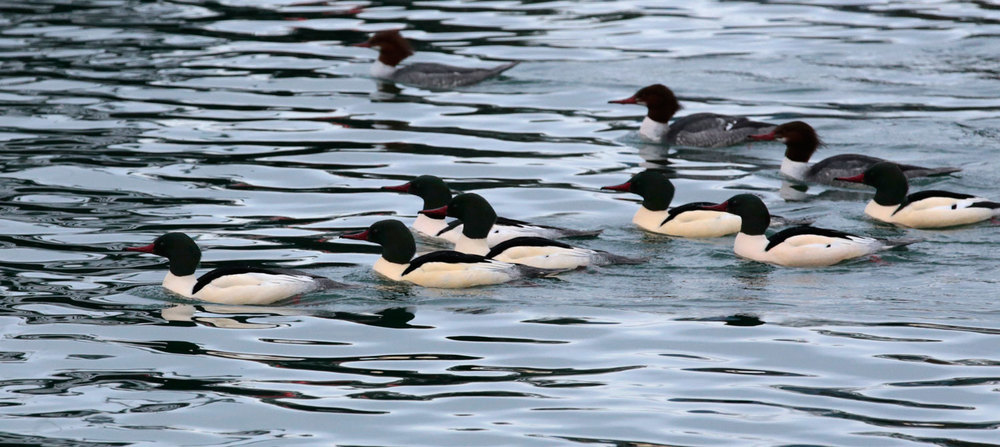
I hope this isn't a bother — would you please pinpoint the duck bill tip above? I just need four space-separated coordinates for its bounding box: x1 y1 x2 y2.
601 182 631 192
124 243 155 253
748 131 776 141
419 205 448 218
701 202 729 212
381 183 411 192
835 174 865 183
608 97 638 105
340 230 370 241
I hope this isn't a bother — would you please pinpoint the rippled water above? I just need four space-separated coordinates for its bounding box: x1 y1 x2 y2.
2 1 1000 445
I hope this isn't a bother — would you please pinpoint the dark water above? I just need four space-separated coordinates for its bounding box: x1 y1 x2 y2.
2 1 1000 445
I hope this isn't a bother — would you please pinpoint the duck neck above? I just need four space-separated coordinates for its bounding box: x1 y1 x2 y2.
455 235 490 256
780 157 811 181
371 60 397 79
163 272 197 298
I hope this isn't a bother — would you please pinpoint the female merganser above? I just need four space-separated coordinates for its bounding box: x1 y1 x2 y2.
341 219 560 288
698 194 918 267
125 233 344 305
750 121 960 184
608 84 775 147
422 193 645 269
836 162 1000 228
601 170 813 237
382 175 600 245
353 30 518 89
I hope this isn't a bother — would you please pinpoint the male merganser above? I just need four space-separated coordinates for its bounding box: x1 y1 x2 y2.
601 170 813 237
608 84 775 147
697 194 918 267
341 219 560 288
125 233 344 305
750 121 960 184
382 175 600 245
836 162 1000 228
353 30 518 89
601 170 741 238
422 193 645 269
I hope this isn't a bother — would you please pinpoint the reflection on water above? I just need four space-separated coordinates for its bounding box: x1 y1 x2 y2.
2 0 1000 445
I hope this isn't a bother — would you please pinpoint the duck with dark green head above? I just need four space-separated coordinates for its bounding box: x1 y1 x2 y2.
421 193 646 269
698 194 918 267
601 170 741 237
125 233 345 304
837 162 999 228
382 175 600 245
341 219 564 288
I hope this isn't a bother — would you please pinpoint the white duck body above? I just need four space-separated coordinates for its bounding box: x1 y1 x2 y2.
164 270 327 305
864 196 998 228
374 254 529 288
632 206 741 238
733 231 884 268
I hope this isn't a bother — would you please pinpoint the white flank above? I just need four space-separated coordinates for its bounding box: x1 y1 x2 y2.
491 245 592 269
164 272 320 305
733 232 881 267
401 259 520 288
633 207 741 238
865 198 997 228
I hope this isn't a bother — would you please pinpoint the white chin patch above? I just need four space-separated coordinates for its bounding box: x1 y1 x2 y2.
637 100 646 105
777 136 787 143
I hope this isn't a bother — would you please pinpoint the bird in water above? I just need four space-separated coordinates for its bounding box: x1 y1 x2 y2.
608 84 775 147
125 233 345 305
354 30 518 89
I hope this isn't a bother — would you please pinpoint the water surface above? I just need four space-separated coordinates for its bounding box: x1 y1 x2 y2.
2 1 1000 445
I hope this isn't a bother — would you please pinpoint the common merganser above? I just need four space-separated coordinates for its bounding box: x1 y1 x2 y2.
382 175 600 244
750 121 960 184
601 171 741 238
698 194 918 267
608 84 775 147
353 30 518 89
836 162 1000 228
341 219 561 288
421 193 645 269
601 170 813 237
125 233 344 305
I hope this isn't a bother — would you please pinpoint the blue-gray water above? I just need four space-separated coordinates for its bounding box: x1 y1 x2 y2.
2 1 1000 445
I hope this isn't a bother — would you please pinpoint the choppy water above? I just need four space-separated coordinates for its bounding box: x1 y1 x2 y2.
2 1 1000 445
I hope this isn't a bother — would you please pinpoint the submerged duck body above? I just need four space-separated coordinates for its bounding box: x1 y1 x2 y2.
341 220 559 288
698 194 917 267
382 175 599 245
609 84 775 147
125 233 343 305
750 121 960 184
837 162 1000 228
423 193 645 269
355 30 518 89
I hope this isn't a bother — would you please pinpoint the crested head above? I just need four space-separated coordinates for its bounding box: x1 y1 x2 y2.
125 232 201 276
609 84 681 123
358 29 413 67
446 193 497 239
772 121 822 162
624 170 676 211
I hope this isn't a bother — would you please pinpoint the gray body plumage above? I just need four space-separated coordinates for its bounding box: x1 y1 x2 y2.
392 62 519 89
808 154 961 185
667 113 775 148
